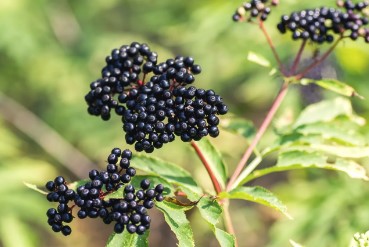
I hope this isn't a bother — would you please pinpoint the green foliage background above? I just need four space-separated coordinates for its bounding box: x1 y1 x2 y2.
1 0 369 246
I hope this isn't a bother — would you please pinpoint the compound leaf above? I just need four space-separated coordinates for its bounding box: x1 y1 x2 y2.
219 186 292 219
156 200 195 247
106 230 148 247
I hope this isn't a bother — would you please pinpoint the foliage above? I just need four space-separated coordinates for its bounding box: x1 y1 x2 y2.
1 0 369 247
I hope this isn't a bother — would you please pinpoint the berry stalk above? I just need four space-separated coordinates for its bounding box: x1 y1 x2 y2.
226 81 289 191
295 36 343 79
290 40 307 75
191 141 223 194
259 20 286 75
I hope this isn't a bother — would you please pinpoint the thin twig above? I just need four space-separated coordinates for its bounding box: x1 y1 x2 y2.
191 141 223 194
259 20 286 75
0 91 98 178
295 37 343 80
290 40 307 75
226 81 289 191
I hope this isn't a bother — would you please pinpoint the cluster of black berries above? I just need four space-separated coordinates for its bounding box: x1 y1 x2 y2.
85 42 158 120
45 148 165 236
232 0 279 22
85 42 229 152
121 78 228 152
277 1 369 43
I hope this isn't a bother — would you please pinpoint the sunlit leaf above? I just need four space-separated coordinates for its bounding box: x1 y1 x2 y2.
219 186 292 219
196 197 235 247
156 200 195 247
106 231 148 247
220 117 256 140
289 239 304 247
247 51 271 67
242 151 369 183
300 78 363 99
293 97 364 128
193 139 228 189
23 182 48 195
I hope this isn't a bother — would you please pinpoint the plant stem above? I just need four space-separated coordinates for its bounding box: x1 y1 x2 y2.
226 81 289 191
259 20 286 75
191 141 223 194
290 40 307 75
223 200 238 247
295 37 342 80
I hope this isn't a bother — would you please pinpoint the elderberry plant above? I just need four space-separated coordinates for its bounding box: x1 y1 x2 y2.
28 0 369 246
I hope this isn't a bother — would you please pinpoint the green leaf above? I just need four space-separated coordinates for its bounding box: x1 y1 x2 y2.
156 200 195 247
24 182 48 195
289 239 304 247
219 186 292 219
300 78 363 99
220 117 256 140
131 155 202 201
196 196 222 225
243 151 368 183
247 51 271 67
106 230 149 247
211 225 236 247
196 197 236 247
225 186 288 217
193 138 228 189
293 97 364 128
68 179 90 191
295 121 366 146
307 144 369 159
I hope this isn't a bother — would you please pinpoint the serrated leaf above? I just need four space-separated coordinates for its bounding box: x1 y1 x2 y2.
300 78 363 99
197 196 222 225
156 200 195 247
242 151 368 183
196 197 235 247
219 186 292 219
106 230 148 247
193 139 228 189
211 225 236 247
131 155 202 201
308 144 369 159
293 97 364 128
295 121 366 146
221 117 256 140
247 51 271 67
24 182 48 195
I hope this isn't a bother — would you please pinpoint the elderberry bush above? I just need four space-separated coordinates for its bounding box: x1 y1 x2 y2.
85 42 229 152
232 0 279 22
277 0 369 43
45 148 165 236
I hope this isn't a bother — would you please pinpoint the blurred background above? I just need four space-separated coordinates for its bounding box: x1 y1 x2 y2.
1 0 369 246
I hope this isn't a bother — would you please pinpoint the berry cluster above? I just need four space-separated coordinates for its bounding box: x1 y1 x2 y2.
45 148 165 236
85 42 229 152
232 0 279 22
85 42 158 120
121 80 228 152
277 1 369 43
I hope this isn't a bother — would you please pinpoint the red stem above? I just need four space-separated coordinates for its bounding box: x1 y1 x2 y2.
226 81 289 191
259 20 286 75
290 40 307 75
191 141 223 194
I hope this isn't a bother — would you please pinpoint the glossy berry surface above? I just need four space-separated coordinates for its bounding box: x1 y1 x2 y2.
277 1 369 43
232 0 279 22
45 148 165 236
